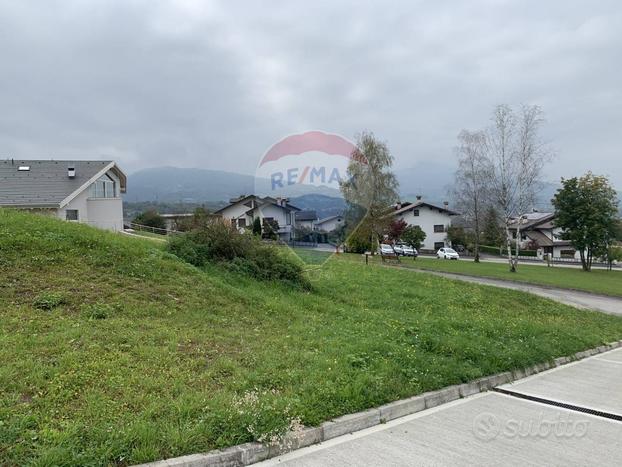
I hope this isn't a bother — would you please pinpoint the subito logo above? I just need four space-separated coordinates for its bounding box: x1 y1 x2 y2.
254 131 358 197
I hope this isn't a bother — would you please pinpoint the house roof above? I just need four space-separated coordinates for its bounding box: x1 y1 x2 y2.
392 200 459 216
214 194 301 216
296 210 318 221
0 159 126 208
509 212 555 231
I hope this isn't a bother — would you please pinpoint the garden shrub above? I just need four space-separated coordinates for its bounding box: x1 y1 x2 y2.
32 292 66 310
167 219 310 289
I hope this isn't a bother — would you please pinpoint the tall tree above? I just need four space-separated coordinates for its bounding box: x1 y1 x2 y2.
486 104 549 272
341 131 399 254
482 206 503 246
452 129 489 262
552 173 619 271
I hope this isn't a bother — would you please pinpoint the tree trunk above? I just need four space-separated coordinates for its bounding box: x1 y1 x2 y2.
579 249 588 271
514 220 521 269
504 222 516 272
473 208 481 263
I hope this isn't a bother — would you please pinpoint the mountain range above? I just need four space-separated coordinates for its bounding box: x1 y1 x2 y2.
125 165 619 215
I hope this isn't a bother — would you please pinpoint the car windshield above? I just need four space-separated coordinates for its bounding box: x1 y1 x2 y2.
445 248 457 254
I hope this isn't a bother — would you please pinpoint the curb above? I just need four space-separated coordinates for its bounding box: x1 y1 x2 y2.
138 340 622 467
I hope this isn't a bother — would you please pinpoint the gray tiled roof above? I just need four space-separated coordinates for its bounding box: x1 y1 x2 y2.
296 210 318 221
0 159 113 207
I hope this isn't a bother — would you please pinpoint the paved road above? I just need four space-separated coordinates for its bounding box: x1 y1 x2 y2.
258 348 622 466
417 254 621 271
409 269 622 316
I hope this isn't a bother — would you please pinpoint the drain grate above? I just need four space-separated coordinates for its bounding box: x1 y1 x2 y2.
493 387 622 422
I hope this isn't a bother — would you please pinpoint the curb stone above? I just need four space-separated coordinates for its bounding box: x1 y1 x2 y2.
136 339 622 467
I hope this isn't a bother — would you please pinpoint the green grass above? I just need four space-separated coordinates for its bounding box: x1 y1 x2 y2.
388 256 622 298
2 209 622 465
289 247 334 265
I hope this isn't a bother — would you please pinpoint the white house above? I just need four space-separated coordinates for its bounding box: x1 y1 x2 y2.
314 214 345 233
0 159 126 231
295 210 318 230
215 195 300 241
390 198 458 251
508 212 578 259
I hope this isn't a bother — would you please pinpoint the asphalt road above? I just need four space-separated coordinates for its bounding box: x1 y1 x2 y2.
258 349 622 466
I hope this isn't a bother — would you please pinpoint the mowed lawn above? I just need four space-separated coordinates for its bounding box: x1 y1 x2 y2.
384 255 622 298
2 210 622 465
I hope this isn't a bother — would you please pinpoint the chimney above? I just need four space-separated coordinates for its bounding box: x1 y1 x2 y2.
416 195 422 201
67 165 76 178
396 202 402 210
443 201 449 207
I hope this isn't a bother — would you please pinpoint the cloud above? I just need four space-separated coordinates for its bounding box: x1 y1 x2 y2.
0 0 620 188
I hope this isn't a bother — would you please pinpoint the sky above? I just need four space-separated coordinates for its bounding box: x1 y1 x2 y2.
1 0 621 187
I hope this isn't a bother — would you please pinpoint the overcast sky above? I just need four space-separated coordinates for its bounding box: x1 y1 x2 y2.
1 0 620 186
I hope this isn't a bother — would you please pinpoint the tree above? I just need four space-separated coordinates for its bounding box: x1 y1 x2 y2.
446 226 468 248
452 129 489 262
482 206 504 246
401 225 426 250
133 210 166 231
262 218 279 240
387 218 408 243
552 173 619 271
486 104 549 272
252 217 262 236
340 131 399 254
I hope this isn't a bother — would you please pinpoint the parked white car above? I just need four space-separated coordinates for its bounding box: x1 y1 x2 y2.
437 247 459 260
379 244 396 255
393 244 404 255
399 244 418 257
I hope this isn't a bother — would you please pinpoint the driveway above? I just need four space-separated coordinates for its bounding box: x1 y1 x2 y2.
408 269 622 316
258 348 622 466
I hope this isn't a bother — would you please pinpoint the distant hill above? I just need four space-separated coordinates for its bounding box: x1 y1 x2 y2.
289 194 346 218
126 165 620 216
125 167 256 203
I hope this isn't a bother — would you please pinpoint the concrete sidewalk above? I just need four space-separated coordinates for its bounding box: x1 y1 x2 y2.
258 348 622 466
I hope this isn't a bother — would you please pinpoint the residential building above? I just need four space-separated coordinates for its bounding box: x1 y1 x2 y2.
295 210 318 230
214 195 300 241
0 159 126 231
314 214 345 233
390 198 458 251
508 212 577 259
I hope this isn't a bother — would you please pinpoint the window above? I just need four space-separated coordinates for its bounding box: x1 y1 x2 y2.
66 209 79 221
434 242 445 250
433 224 445 233
237 218 246 228
90 174 117 198
413 209 419 216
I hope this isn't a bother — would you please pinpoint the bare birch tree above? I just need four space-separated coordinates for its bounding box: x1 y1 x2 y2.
485 104 549 272
514 105 549 259
487 104 519 271
452 129 489 262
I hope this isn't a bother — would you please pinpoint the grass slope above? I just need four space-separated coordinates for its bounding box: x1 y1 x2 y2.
2 209 622 465
390 256 622 297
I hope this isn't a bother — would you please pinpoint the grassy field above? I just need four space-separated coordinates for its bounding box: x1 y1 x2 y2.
384 256 622 298
2 209 622 465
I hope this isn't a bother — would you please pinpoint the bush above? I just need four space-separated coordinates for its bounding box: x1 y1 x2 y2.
167 219 310 289
33 292 66 310
82 302 118 320
133 210 166 231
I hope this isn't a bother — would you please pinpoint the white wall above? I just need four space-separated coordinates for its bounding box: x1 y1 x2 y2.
56 169 124 231
87 198 124 230
315 217 344 233
396 205 452 250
